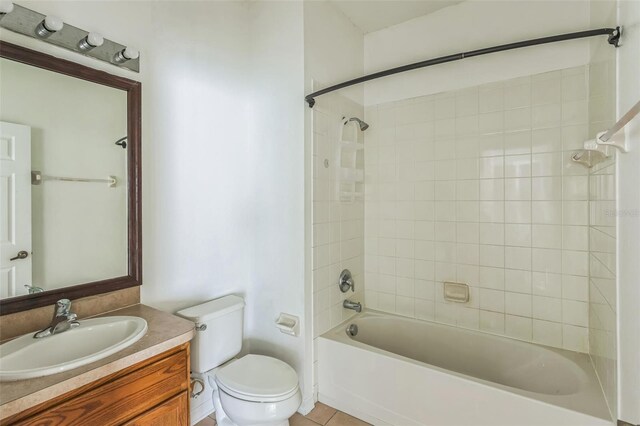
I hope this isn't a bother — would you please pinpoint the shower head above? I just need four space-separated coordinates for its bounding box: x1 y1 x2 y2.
347 117 369 131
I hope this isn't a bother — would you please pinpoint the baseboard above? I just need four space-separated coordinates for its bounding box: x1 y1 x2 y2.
190 398 214 426
298 395 315 416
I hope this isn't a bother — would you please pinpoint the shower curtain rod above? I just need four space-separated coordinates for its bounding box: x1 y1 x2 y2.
305 27 621 108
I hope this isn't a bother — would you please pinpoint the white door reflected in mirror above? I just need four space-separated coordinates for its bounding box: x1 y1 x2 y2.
0 122 32 298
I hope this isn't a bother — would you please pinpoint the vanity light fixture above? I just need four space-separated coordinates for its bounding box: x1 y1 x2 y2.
35 15 63 38
114 46 139 64
0 1 14 15
0 3 140 72
78 32 104 51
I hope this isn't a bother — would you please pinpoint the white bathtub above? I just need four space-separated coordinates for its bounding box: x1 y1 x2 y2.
317 311 612 426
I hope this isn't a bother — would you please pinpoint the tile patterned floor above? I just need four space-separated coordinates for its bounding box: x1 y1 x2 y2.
195 402 370 426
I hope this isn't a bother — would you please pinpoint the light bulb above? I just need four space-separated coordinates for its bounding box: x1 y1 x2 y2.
44 16 63 31
0 2 14 15
35 15 63 38
78 32 104 51
114 46 139 63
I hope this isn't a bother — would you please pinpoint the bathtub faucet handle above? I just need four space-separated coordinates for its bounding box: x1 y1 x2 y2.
339 269 355 293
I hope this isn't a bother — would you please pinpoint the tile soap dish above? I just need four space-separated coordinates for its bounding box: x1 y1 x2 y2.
571 131 612 168
444 282 470 303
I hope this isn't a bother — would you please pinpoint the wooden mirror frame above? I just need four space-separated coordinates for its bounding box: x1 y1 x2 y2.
0 41 142 315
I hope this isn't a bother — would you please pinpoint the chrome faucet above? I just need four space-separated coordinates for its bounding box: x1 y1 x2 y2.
33 299 80 339
343 299 362 313
24 284 44 294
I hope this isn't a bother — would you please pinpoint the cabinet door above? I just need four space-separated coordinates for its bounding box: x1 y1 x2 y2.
123 392 189 426
13 347 189 426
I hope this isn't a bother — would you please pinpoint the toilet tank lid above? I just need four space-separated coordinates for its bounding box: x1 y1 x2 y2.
176 295 244 322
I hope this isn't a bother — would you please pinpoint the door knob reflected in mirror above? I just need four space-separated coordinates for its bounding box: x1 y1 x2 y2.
9 251 29 261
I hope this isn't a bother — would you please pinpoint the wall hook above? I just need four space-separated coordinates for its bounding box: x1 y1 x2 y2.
115 136 127 149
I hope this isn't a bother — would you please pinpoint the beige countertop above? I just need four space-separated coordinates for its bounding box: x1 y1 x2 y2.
0 304 195 421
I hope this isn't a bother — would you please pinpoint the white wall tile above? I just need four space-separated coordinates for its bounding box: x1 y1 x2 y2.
479 201 505 222
479 134 504 157
532 271 562 297
505 224 532 247
532 177 562 200
480 223 505 245
531 152 562 176
562 299 588 327
562 274 588 301
480 156 504 178
506 315 533 340
505 178 532 200
563 324 588 352
480 267 505 290
533 319 562 347
480 179 504 200
505 247 532 270
532 224 562 249
533 295 562 322
363 65 594 353
480 310 505 334
504 131 531 155
506 292 532 317
505 155 531 177
505 269 532 294
505 201 531 223
480 288 505 312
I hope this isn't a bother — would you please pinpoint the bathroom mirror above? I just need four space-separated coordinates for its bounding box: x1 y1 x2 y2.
0 41 141 315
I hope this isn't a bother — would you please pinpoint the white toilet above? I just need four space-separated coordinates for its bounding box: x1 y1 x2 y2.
177 295 301 426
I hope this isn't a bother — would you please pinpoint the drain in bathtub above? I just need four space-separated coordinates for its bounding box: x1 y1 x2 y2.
346 324 358 337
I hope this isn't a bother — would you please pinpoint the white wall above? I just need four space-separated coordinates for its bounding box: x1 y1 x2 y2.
0 0 254 311
304 1 364 105
0 58 127 290
363 0 592 105
244 0 310 412
1 0 314 414
615 1 640 423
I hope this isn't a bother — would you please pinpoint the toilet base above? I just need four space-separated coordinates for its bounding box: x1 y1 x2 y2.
215 413 289 426
211 381 300 426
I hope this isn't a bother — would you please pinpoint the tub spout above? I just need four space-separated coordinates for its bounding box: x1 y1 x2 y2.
343 300 362 313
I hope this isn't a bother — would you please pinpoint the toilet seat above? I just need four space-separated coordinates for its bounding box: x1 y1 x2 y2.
215 354 299 403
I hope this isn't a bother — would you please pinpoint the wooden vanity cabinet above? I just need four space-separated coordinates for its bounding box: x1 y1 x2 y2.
5 343 191 426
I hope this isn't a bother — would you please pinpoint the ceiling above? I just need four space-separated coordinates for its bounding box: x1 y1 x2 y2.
330 0 464 34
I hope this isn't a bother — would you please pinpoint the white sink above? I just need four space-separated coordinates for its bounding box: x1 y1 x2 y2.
0 316 147 381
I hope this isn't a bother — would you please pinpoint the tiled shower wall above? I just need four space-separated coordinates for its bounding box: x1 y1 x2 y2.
363 66 593 352
312 92 365 393
588 57 617 415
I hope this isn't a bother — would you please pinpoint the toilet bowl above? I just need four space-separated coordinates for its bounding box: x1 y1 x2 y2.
208 354 302 426
176 296 301 426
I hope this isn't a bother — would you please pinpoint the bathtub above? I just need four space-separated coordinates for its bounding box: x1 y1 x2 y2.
317 310 612 426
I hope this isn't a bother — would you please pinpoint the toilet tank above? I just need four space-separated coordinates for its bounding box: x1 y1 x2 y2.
177 295 245 373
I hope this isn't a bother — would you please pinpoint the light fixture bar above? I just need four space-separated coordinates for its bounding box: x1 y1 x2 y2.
0 3 139 72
